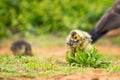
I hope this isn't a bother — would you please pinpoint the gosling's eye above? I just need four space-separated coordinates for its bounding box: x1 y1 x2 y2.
74 37 77 39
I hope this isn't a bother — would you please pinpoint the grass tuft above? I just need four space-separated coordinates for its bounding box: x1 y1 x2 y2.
66 48 112 68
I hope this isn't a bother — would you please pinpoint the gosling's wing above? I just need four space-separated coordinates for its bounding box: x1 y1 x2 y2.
95 0 120 33
79 30 92 43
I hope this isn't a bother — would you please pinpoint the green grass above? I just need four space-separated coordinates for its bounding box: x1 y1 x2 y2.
0 55 93 78
95 36 120 47
111 36 120 46
0 54 120 78
28 34 65 46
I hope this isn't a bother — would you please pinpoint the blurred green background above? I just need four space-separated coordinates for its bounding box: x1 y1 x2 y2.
0 0 114 38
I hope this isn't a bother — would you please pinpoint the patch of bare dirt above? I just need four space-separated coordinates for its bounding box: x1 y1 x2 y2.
0 46 13 55
37 69 120 80
96 45 120 56
34 46 67 57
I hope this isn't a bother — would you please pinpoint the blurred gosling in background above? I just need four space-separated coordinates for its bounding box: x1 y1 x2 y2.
10 40 33 56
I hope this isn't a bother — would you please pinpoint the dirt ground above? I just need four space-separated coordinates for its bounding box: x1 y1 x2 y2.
0 42 120 80
12 69 120 80
39 69 120 80
1 44 120 57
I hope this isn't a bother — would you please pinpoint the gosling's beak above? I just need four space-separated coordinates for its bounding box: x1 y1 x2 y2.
67 40 74 46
